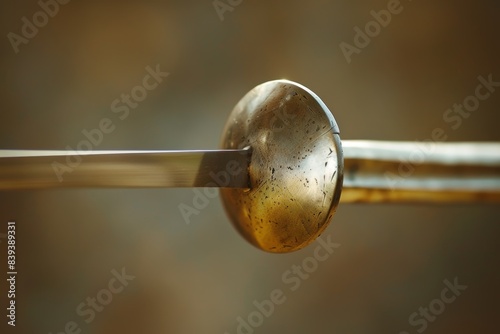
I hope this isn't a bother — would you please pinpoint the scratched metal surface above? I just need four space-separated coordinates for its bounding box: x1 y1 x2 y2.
220 80 343 252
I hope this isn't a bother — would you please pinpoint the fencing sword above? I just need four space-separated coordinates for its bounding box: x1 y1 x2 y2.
1 80 499 252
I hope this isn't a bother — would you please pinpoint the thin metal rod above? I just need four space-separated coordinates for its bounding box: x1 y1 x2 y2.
1 142 500 204
341 141 500 203
0 149 251 190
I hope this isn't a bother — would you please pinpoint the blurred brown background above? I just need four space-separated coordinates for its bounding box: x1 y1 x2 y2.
1 0 499 333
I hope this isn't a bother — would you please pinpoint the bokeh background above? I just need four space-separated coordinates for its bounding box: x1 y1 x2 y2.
1 0 499 333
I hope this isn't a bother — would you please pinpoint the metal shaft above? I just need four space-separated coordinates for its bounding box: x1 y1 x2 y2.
341 141 500 203
0 149 251 190
1 142 500 203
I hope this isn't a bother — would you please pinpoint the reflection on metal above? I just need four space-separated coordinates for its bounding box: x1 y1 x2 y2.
341 141 500 203
219 80 343 253
0 149 251 190
1 80 499 253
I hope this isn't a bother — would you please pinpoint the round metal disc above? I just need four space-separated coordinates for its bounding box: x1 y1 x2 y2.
220 80 343 253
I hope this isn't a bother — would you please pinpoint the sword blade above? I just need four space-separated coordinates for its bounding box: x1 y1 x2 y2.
0 149 251 190
2 142 500 203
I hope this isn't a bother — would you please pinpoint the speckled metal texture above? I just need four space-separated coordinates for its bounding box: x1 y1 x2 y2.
220 80 343 253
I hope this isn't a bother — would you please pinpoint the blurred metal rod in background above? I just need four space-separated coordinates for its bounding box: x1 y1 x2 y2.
341 141 500 203
1 141 500 203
